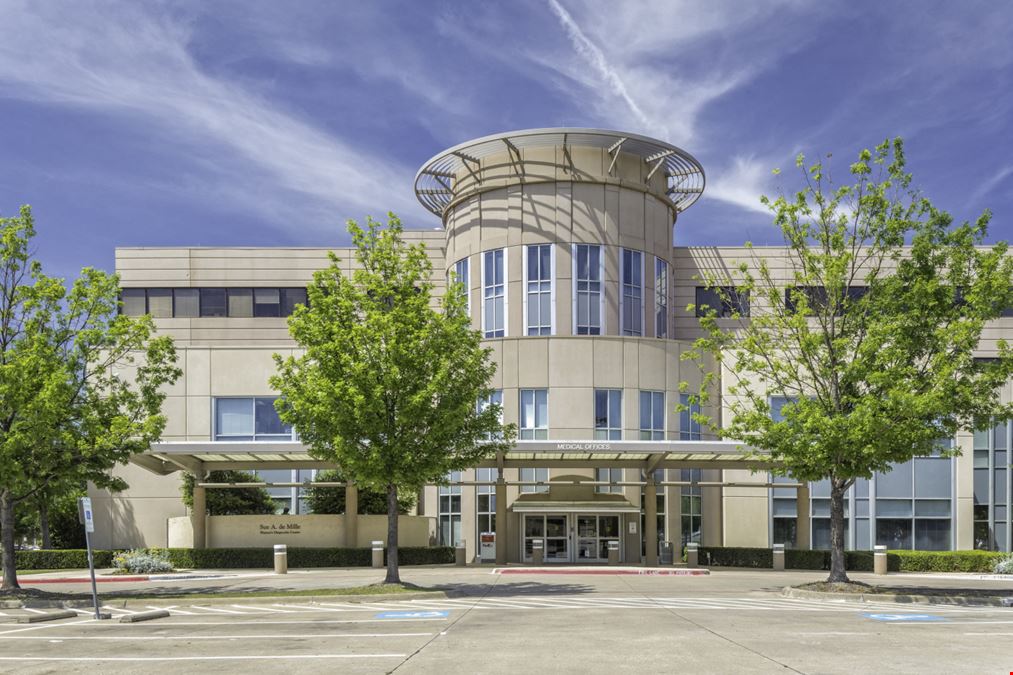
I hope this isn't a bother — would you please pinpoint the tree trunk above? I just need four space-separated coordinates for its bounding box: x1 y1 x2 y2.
384 483 400 585
39 501 51 550
827 478 849 583
1 490 19 591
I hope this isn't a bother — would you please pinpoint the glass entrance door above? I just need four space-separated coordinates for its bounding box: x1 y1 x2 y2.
575 514 621 561
524 514 570 562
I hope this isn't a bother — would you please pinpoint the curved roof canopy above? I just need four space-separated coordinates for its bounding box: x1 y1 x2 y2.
414 128 705 219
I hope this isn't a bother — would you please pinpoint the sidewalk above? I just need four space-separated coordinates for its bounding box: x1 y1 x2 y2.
7 565 1013 605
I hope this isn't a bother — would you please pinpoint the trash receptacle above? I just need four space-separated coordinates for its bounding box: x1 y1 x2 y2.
532 538 544 565
659 541 674 565
686 542 699 568
274 544 288 574
874 545 887 575
772 543 785 571
455 541 467 567
607 540 620 565
371 540 384 568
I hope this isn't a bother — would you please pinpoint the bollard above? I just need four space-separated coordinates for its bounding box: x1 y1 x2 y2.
273 544 288 574
531 539 544 565
372 540 384 569
874 545 887 575
607 540 620 566
455 540 467 567
686 542 699 568
772 543 785 571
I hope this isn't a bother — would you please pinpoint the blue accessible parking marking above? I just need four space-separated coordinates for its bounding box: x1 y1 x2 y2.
375 610 449 619
862 613 944 622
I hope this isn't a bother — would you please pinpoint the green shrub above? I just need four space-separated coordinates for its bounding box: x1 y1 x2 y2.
697 546 999 573
888 550 1002 573
16 546 455 570
16 549 116 570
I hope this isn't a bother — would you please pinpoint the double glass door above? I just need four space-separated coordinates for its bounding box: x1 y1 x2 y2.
524 514 621 562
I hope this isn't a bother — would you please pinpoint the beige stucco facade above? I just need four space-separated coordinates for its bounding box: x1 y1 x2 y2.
92 128 1010 562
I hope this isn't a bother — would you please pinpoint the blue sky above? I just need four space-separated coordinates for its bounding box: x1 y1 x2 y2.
1 0 1012 280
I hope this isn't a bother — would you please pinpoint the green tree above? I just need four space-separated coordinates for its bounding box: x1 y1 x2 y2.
683 140 1013 583
305 469 415 515
0 206 181 591
181 471 277 516
271 214 513 584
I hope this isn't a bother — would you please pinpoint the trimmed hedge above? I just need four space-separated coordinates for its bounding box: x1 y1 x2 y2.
16 546 455 570
699 547 1003 573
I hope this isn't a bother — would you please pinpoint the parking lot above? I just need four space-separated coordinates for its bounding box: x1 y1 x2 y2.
3 568 1013 673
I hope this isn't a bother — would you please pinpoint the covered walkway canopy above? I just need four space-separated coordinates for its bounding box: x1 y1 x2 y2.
131 439 809 564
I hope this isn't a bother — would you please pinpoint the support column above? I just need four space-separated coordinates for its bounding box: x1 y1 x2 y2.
495 474 508 565
344 483 359 548
644 474 658 566
702 471 724 547
796 484 811 550
191 475 207 550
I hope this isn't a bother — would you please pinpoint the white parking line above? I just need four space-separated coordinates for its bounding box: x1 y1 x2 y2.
105 618 447 627
0 654 408 662
186 605 246 615
0 632 434 640
230 605 295 613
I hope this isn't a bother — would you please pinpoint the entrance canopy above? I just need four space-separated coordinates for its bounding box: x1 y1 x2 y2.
132 439 775 476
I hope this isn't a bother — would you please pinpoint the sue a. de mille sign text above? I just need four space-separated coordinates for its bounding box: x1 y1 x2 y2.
260 523 302 535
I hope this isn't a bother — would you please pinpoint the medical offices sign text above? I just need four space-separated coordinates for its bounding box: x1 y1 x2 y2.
555 442 612 451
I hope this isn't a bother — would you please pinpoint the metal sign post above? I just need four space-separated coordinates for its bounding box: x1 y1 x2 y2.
77 497 103 620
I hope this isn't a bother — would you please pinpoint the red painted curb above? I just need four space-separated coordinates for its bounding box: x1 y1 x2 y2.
496 569 708 576
21 576 149 584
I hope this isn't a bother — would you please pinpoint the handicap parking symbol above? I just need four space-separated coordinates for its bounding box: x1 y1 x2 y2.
862 613 944 622
375 610 449 619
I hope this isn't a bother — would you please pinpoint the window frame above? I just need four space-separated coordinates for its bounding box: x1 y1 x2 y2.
481 249 507 338
522 244 555 336
620 248 644 336
572 243 605 335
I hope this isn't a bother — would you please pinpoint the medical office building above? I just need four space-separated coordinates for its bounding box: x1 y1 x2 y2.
92 128 1012 564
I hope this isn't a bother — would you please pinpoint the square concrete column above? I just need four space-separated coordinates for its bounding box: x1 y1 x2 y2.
495 474 508 564
702 476 723 547
795 484 811 550
190 478 207 550
344 483 358 548
644 475 658 566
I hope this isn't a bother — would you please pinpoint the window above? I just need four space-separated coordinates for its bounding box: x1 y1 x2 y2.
146 289 173 318
438 471 462 547
228 288 253 318
594 389 622 440
482 249 506 338
520 467 549 494
573 244 603 335
120 289 147 316
784 286 866 315
478 390 503 440
655 258 669 338
453 257 470 314
596 467 623 494
972 419 1008 551
253 288 281 317
200 288 227 317
681 469 702 545
280 288 307 316
524 244 553 335
679 393 701 440
694 287 750 318
213 397 295 441
640 391 665 440
519 389 548 440
620 249 643 336
121 288 308 318
174 289 199 317
476 467 496 541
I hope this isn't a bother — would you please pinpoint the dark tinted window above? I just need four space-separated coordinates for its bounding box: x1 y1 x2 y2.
200 288 227 317
695 287 749 317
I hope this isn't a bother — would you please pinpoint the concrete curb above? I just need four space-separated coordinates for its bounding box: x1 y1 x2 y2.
783 586 1013 607
14 610 79 624
4 589 448 609
119 609 171 623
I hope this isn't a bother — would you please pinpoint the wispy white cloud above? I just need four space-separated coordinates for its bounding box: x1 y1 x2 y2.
705 156 776 216
0 2 432 235
969 164 1013 207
